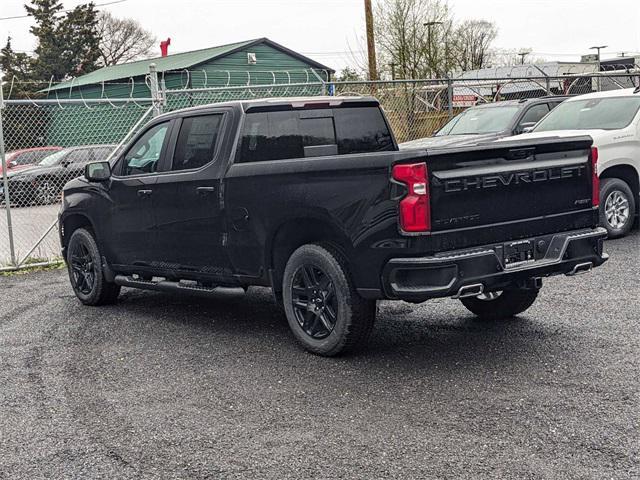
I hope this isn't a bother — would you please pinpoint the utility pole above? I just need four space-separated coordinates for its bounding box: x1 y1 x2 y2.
423 21 443 78
517 51 529 65
364 0 378 81
389 62 396 80
590 45 607 91
590 45 607 70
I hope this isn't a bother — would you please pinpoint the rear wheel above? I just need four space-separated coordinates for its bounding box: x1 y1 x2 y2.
282 243 376 356
67 228 120 306
600 178 635 239
460 288 539 320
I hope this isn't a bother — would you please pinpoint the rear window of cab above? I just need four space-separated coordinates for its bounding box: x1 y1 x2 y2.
238 106 394 163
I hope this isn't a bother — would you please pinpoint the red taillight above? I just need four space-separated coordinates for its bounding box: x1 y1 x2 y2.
392 162 431 233
591 146 600 207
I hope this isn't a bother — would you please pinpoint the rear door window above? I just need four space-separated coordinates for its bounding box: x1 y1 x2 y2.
172 114 223 171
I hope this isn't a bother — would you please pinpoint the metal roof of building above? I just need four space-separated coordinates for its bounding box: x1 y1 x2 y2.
46 38 334 92
451 62 599 97
454 62 597 80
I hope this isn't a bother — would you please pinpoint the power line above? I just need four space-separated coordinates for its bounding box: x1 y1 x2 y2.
0 0 129 21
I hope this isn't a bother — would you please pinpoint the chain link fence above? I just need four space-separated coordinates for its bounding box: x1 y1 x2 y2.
2 66 639 269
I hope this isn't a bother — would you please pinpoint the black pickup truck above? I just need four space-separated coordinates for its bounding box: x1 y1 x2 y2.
59 96 608 356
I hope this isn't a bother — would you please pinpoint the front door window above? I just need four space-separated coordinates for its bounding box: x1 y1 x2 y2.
122 122 169 176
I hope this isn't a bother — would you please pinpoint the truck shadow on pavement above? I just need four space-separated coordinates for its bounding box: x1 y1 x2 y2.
113 284 561 371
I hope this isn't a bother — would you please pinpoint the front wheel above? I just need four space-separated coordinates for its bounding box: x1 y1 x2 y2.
460 288 539 321
600 178 635 239
282 243 376 356
67 228 120 306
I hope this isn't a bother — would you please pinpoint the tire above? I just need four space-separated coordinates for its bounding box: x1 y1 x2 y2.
282 243 376 356
600 178 636 239
460 288 539 321
66 228 120 306
36 180 57 205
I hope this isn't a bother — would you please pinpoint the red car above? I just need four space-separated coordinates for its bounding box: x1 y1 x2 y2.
0 147 62 176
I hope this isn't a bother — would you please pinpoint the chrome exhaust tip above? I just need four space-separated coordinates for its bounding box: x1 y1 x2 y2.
453 283 484 299
566 262 593 276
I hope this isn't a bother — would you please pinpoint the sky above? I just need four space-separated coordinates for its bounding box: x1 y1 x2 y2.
1 0 639 73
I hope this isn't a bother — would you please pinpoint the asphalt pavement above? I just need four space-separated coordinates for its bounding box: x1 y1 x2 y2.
0 232 638 479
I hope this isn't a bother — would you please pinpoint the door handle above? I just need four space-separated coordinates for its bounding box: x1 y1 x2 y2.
196 186 216 195
137 189 153 197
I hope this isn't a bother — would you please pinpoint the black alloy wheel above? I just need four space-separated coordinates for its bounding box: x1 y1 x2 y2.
282 243 376 356
66 228 120 305
290 264 338 339
69 241 95 295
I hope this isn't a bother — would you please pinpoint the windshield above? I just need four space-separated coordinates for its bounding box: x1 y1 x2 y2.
534 97 640 132
38 149 68 167
436 105 520 136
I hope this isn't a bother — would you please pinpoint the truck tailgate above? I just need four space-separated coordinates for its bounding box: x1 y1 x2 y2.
426 136 596 235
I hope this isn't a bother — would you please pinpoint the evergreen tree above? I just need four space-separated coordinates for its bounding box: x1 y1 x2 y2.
24 0 64 81
0 37 34 98
58 3 101 76
25 0 100 82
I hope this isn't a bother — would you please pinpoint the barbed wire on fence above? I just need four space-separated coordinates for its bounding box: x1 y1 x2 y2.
4 62 639 101
1 68 332 101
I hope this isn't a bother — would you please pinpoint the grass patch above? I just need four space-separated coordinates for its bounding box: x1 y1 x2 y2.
0 257 65 276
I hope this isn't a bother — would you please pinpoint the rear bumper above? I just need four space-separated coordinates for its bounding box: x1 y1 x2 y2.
380 227 608 302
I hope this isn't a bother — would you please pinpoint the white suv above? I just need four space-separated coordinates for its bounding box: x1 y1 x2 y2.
514 87 640 238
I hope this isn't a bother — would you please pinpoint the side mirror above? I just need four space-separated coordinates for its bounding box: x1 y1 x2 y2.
517 122 537 134
8 160 18 168
85 161 111 182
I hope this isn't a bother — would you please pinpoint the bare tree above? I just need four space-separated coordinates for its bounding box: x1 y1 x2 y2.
374 0 455 79
490 48 547 67
97 12 156 66
453 20 497 71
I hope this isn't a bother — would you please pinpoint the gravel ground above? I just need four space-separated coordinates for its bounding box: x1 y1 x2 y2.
0 232 638 479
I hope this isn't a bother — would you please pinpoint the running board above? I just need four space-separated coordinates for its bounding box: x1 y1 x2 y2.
114 275 244 296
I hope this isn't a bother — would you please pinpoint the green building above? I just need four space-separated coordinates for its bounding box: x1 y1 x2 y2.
44 37 334 100
34 38 334 147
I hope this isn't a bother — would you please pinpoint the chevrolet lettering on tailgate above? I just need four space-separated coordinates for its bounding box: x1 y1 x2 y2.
444 165 587 193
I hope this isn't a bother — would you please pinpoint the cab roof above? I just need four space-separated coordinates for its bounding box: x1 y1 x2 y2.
155 96 378 121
